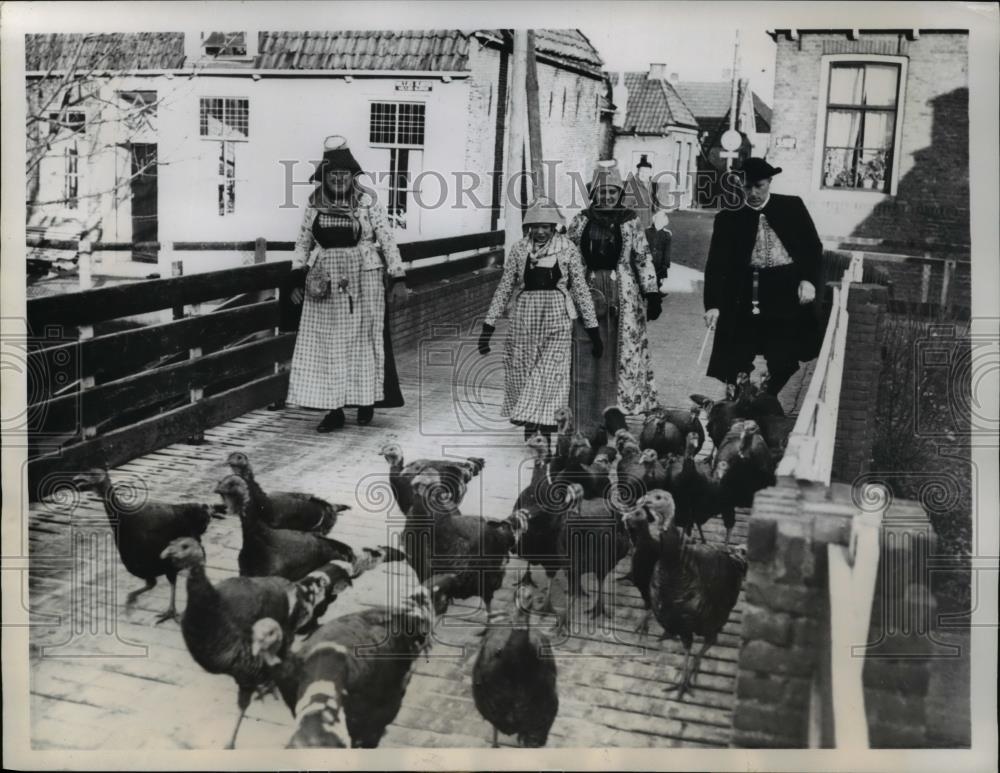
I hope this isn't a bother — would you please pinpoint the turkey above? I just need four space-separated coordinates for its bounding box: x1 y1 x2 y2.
159 536 359 748
514 433 558 516
472 583 559 748
638 413 685 459
215 474 356 580
652 404 706 455
641 489 748 698
638 448 670 491
73 467 223 623
552 405 627 467
225 451 349 534
714 420 776 545
562 483 631 623
379 443 485 515
404 468 523 627
621 504 662 636
692 371 786 452
615 436 647 507
251 578 446 748
663 432 723 544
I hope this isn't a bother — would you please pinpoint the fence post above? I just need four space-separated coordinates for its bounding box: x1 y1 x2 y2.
77 237 99 440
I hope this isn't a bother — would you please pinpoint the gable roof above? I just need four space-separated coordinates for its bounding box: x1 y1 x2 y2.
673 80 772 134
617 71 699 134
26 30 603 77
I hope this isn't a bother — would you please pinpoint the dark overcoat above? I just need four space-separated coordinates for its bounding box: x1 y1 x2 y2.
703 193 823 382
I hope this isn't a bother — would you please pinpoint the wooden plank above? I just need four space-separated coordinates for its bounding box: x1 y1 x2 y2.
405 252 503 287
32 334 294 438
398 231 504 262
27 372 289 500
27 261 292 331
27 301 280 381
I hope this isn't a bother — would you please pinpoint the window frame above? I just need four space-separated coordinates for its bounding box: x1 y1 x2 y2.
812 53 908 198
200 31 257 61
367 100 426 150
199 97 250 141
368 100 427 232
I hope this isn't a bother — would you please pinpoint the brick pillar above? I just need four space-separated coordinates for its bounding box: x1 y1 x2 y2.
831 283 889 484
732 479 854 747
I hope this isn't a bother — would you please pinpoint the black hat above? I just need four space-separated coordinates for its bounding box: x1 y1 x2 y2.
310 135 362 182
737 157 782 185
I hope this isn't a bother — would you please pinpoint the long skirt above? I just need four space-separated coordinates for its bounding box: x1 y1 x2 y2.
569 270 619 439
501 291 573 427
287 246 391 410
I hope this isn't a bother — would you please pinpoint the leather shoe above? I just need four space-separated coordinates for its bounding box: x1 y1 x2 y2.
357 405 375 425
317 409 345 432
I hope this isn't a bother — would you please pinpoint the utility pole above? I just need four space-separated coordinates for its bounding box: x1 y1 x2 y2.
726 29 740 171
526 30 544 200
504 30 528 254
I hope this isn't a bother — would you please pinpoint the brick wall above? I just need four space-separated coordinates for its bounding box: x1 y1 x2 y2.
767 31 969 255
832 283 888 484
390 267 501 352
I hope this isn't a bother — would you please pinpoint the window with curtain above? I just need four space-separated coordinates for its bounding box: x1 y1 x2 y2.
199 98 248 215
822 62 900 192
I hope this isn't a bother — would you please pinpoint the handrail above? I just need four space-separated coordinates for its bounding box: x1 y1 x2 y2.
776 253 863 485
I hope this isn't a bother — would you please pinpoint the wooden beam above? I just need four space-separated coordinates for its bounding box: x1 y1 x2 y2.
27 300 281 381
28 371 290 500
398 231 504 262
27 260 293 332
525 30 544 199
30 333 295 441
505 31 528 253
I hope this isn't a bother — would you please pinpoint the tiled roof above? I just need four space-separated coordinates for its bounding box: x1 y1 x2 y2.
674 80 773 133
26 30 602 76
257 30 471 71
617 71 699 134
25 33 186 71
752 92 772 132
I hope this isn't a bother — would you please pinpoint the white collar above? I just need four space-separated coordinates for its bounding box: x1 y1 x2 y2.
745 193 771 212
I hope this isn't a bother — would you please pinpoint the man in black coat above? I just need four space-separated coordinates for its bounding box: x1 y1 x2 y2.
703 158 823 396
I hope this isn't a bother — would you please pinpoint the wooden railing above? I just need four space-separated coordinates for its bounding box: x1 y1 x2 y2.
25 230 504 500
772 252 886 749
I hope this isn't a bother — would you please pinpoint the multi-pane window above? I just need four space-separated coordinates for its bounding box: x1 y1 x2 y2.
821 62 900 192
200 97 249 139
369 102 426 229
200 98 248 215
47 111 85 209
47 110 86 138
118 90 157 133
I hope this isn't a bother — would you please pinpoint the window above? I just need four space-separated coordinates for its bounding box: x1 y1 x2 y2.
674 140 682 181
200 98 248 215
47 110 86 139
202 32 248 58
200 97 249 139
118 90 157 133
64 145 79 209
821 62 900 192
370 102 426 229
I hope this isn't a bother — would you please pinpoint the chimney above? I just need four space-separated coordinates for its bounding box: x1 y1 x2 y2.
612 71 628 129
669 72 679 83
648 63 667 80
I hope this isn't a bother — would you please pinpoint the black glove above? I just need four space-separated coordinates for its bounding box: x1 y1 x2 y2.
645 292 663 321
585 326 603 359
478 323 495 355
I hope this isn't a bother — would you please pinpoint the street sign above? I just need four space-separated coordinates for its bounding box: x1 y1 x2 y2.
720 129 742 152
719 150 739 159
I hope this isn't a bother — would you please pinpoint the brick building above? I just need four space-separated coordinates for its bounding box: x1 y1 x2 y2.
26 29 605 279
765 29 970 309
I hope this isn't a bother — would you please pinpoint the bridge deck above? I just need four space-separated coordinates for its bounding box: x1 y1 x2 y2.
27 286 811 750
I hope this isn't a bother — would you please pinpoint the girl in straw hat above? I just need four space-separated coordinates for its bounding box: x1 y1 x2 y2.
287 136 409 432
479 197 602 442
566 160 662 438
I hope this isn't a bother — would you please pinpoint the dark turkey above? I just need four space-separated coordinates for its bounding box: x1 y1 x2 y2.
216 474 356 580
379 443 485 515
159 536 355 748
642 490 748 698
73 467 223 623
251 581 441 748
714 420 776 545
663 432 723 543
472 583 559 748
226 451 349 534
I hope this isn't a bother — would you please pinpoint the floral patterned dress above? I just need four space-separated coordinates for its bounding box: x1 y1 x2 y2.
567 210 659 434
287 191 405 410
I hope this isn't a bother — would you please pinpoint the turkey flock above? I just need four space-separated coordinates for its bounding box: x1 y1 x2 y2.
71 371 791 749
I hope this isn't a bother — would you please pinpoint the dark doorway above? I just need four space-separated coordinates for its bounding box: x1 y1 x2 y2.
129 143 158 263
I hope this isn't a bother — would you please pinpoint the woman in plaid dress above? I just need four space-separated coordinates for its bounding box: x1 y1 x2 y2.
287 137 408 432
566 161 663 438
478 198 602 442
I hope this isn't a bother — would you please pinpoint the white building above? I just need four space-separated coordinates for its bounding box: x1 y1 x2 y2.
26 29 606 279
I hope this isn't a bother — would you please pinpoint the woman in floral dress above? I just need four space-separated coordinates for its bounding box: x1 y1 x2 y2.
288 137 408 432
478 197 601 443
567 161 662 437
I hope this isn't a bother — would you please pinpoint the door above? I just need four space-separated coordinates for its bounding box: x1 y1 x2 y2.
129 143 158 263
